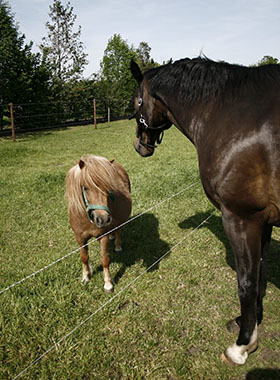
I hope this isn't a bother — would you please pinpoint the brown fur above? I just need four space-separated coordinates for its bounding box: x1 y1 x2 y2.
65 155 132 291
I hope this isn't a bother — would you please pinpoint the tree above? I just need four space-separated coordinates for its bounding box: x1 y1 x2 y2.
135 41 158 72
0 0 50 129
258 55 279 65
40 0 88 99
99 34 137 116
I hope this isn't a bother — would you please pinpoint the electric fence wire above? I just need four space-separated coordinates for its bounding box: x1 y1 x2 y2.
12 212 213 380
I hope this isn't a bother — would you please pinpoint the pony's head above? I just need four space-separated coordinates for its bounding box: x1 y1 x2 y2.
66 155 118 228
130 60 172 157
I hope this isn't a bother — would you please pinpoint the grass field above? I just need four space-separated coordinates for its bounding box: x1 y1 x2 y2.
0 120 279 380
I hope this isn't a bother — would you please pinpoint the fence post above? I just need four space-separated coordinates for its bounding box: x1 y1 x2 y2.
9 103 15 142
93 99 97 129
108 107 110 124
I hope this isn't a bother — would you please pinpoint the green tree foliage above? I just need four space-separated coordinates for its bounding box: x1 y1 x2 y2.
40 0 88 100
98 35 159 117
258 55 279 65
135 41 159 72
98 34 137 116
0 0 50 129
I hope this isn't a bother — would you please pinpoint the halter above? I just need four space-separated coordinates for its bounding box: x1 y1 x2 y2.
130 97 167 149
82 186 112 224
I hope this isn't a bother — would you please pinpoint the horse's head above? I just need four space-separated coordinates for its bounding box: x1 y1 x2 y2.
79 159 113 229
130 60 172 157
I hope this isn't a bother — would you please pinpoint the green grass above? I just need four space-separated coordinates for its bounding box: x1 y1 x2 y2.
0 121 279 380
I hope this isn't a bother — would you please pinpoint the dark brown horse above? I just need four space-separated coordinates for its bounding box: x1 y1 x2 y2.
130 57 280 364
66 155 131 292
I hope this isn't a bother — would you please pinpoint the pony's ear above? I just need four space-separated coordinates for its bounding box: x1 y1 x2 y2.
110 159 115 164
131 60 143 84
79 159 85 169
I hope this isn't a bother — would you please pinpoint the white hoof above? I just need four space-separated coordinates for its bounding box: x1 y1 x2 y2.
221 324 258 365
115 246 122 252
222 343 248 365
104 282 114 293
81 265 92 283
82 273 90 283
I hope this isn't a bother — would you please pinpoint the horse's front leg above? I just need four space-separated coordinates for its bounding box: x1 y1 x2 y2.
99 235 114 293
75 234 92 283
221 211 262 365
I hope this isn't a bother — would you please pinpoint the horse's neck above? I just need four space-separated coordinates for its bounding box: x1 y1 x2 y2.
164 97 211 146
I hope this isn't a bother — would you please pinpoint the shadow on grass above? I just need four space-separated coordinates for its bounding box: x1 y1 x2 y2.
91 213 170 285
246 368 280 380
179 211 280 290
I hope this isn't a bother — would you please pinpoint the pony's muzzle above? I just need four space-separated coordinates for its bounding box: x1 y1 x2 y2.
92 211 112 228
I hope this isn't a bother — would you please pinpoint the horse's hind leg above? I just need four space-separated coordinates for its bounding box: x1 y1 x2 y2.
114 229 122 252
109 229 122 251
221 211 262 365
226 223 272 334
100 235 114 293
257 224 272 324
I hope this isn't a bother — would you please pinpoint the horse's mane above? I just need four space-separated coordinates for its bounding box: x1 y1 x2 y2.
66 155 118 216
145 56 280 104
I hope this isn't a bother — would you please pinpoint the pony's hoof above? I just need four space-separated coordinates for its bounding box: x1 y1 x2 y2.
115 246 122 252
81 266 92 283
226 319 240 334
104 283 114 293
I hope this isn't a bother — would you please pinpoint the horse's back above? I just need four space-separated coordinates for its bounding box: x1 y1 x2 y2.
112 161 131 194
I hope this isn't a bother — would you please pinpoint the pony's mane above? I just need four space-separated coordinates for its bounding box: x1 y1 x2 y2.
145 56 280 104
66 155 118 216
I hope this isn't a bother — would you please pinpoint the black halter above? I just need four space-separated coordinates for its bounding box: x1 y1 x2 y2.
129 97 167 149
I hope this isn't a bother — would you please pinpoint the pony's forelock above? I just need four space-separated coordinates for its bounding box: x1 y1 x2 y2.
66 155 118 217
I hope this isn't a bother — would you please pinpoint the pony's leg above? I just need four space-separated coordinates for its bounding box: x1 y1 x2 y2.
221 210 262 365
75 235 92 283
114 229 122 252
99 235 114 293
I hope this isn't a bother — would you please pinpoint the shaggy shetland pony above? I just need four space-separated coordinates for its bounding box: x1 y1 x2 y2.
66 155 131 292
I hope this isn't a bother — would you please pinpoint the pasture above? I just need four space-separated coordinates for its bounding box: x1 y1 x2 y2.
0 120 279 379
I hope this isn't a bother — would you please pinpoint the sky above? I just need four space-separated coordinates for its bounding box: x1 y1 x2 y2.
10 0 280 78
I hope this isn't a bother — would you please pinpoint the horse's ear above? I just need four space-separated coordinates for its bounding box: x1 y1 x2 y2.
110 159 115 164
79 159 85 169
131 60 143 84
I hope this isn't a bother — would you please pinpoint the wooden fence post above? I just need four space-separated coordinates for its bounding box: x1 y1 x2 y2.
93 99 97 129
9 103 15 142
108 107 110 124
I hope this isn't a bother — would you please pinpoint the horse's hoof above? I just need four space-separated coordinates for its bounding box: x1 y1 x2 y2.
104 283 114 293
226 319 240 334
115 246 122 252
220 352 236 366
